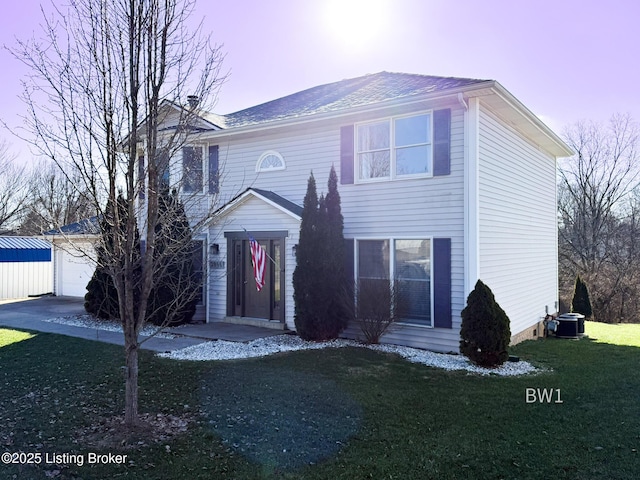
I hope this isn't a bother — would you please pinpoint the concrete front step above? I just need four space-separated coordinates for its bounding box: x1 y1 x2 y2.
221 316 287 330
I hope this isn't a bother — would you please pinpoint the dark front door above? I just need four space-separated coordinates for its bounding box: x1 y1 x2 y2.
230 238 284 321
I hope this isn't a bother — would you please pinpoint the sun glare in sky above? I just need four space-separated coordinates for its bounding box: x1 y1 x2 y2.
323 0 389 52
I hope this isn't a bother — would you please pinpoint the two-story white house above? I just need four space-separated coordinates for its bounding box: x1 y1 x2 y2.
140 72 572 353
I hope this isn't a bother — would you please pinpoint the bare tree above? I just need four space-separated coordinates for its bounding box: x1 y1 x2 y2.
0 139 29 232
19 162 94 235
10 0 225 425
558 113 640 321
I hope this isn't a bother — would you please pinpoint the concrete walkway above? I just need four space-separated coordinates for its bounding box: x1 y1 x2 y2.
0 296 284 352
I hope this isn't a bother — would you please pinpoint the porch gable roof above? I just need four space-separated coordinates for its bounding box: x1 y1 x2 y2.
213 188 302 221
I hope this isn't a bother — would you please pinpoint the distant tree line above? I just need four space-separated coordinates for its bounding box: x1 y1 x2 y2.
558 113 640 323
0 146 94 235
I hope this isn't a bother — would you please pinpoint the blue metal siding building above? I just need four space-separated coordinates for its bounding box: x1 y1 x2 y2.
0 237 53 299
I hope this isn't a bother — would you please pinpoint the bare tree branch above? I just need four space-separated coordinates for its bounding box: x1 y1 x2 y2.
9 0 227 426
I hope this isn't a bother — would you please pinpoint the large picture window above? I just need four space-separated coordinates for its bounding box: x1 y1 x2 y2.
357 113 432 181
357 238 432 325
182 146 203 192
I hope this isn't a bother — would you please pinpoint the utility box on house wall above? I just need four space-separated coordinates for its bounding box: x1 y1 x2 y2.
0 237 53 300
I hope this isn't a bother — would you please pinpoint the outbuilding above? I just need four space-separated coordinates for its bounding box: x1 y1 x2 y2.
0 237 53 300
44 217 99 298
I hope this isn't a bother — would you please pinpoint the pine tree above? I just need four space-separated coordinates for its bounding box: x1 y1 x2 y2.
147 189 198 326
571 275 593 319
85 190 198 327
85 194 139 320
460 280 511 367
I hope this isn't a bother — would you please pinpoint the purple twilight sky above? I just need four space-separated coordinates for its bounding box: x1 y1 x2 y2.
0 0 638 163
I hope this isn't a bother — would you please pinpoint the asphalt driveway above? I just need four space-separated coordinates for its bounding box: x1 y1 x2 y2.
0 296 205 352
0 296 283 352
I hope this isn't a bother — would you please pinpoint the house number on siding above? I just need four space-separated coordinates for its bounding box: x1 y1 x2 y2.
210 260 225 269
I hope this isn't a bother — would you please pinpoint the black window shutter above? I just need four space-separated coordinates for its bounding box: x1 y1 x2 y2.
340 125 354 185
433 109 451 176
343 238 355 315
433 238 452 328
209 145 219 194
138 155 145 199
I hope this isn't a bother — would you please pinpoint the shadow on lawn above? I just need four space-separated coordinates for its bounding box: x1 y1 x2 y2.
199 362 362 474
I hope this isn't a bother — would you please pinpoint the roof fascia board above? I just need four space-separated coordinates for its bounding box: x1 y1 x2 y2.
475 82 574 157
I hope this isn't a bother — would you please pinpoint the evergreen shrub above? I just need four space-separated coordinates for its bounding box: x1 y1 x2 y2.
459 280 511 367
571 275 593 319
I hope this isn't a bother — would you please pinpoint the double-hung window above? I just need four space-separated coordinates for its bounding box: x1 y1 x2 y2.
357 238 432 326
182 146 204 193
357 113 432 181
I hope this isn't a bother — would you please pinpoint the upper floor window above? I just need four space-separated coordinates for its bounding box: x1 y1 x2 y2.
183 146 204 192
357 113 432 181
256 151 285 172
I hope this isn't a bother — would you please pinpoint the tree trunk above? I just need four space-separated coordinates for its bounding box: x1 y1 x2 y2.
124 312 139 427
124 337 139 426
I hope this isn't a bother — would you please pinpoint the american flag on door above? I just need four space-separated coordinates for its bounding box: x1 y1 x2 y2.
249 236 266 291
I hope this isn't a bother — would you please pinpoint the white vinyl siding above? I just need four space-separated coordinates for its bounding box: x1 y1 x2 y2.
342 108 465 352
208 195 300 330
205 105 466 352
477 105 558 336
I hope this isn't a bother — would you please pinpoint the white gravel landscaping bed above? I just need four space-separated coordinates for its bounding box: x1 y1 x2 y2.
159 334 539 376
40 315 539 376
42 314 177 339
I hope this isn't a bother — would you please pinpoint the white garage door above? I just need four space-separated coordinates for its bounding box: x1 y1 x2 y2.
57 248 95 297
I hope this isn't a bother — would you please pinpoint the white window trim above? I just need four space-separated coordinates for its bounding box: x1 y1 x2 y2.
355 110 434 184
354 236 434 328
181 144 207 194
256 150 286 173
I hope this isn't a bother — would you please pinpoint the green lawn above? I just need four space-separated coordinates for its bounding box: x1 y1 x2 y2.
0 322 638 479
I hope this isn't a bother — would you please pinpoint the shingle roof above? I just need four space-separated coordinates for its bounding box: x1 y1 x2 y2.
251 188 303 217
44 217 100 236
220 72 487 128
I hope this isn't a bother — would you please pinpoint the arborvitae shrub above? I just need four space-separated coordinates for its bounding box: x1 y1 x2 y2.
460 280 511 367
324 165 349 335
571 275 593 319
293 168 348 341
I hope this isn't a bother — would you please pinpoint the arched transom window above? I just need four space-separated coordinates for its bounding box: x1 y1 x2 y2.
256 151 286 172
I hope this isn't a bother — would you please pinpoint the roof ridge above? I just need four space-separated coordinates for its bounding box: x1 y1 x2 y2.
219 71 488 128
